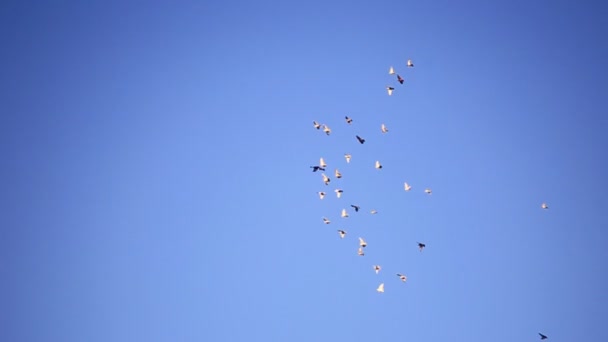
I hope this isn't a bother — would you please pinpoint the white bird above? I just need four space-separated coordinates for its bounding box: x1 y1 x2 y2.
359 237 367 248
424 188 432 195
358 247 365 256
389 66 395 75
370 209 378 214
335 169 342 179
397 273 407 282
344 153 351 163
320 157 327 168
337 230 346 238
322 217 331 224
375 161 383 169
404 182 412 191
313 121 321 129
323 125 331 135
381 123 389 133
373 265 381 274
387 86 394 96
407 59 414 67
541 202 549 209
318 191 326 199
377 283 385 293
322 173 330 185
341 209 349 218
335 189 343 198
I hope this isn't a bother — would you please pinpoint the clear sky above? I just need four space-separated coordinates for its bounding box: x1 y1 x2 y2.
1 1 607 341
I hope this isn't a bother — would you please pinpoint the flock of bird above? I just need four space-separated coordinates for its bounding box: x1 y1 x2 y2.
309 58 551 340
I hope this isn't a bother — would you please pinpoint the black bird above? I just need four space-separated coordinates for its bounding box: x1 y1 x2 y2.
350 205 360 212
310 166 325 172
397 74 404 84
345 116 353 124
417 242 426 252
356 135 365 144
539 333 547 340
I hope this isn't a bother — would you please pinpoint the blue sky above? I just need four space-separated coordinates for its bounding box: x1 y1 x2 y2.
1 0 607 341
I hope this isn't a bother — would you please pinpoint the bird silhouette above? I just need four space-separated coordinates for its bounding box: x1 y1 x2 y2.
313 121 321 129
356 135 366 144
310 166 325 172
417 242 426 252
397 74 404 84
345 116 353 124
350 204 360 212
539 333 547 340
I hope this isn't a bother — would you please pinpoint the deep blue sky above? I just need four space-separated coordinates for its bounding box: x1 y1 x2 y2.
1 1 607 341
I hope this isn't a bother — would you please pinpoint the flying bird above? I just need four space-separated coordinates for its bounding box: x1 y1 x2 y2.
335 169 342 179
322 173 330 185
539 333 548 340
323 125 331 135
318 191 326 199
358 247 365 256
359 237 367 248
350 204 360 212
310 166 325 172
313 121 321 129
370 209 378 214
356 135 365 144
541 202 548 209
424 188 432 195
397 74 404 84
373 265 381 274
345 116 353 124
337 230 346 238
397 274 407 282
376 283 385 293
322 217 331 224
407 59 414 67
389 66 395 75
404 182 412 191
386 86 394 96
341 209 349 218
335 189 343 198
417 242 426 252
319 158 327 168
375 161 383 169
344 153 351 163
381 124 388 133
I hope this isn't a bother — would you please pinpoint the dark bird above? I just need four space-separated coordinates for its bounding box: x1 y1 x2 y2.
397 74 404 84
351 204 360 212
310 166 325 172
356 135 365 144
345 116 353 124
417 242 426 252
539 333 547 340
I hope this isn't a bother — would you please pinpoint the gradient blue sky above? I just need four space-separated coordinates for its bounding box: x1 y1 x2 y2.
1 1 607 341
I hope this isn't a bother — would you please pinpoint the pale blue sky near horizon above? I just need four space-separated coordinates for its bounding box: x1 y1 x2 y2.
1 1 607 341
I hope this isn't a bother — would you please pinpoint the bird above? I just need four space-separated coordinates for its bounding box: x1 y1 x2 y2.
313 121 321 129
397 74 404 84
407 59 414 67
345 116 353 124
356 135 365 144
322 217 331 224
417 242 426 252
341 209 349 218
541 202 549 209
370 209 378 214
375 161 383 169
373 265 381 274
359 237 367 248
424 188 432 195
539 333 548 340
404 182 412 191
376 283 385 293
319 157 327 168
344 153 351 163
322 173 330 185
337 230 346 238
358 247 365 256
397 274 407 282
389 66 395 75
323 125 331 135
335 189 343 198
310 166 325 172
318 191 326 199
387 86 394 96
381 124 388 133
350 204 360 212
335 169 342 179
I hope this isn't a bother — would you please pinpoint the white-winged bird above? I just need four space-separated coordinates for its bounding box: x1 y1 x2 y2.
319 157 326 168
313 121 321 129
407 59 414 67
322 173 330 185
322 217 330 224
318 191 326 199
376 283 385 293
358 247 365 256
397 274 407 282
541 202 548 209
337 230 346 238
335 169 342 179
375 161 383 169
341 209 349 218
381 123 388 133
389 66 395 75
425 188 432 195
404 182 412 191
387 86 394 96
335 189 343 198
345 116 353 124
323 124 331 135
359 237 367 248
373 265 381 274
344 153 351 163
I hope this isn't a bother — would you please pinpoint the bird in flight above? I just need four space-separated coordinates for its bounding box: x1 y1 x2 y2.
387 86 394 96
337 230 346 238
358 247 365 256
350 204 360 212
424 188 432 195
397 274 407 282
381 124 388 133
539 333 547 340
370 209 378 214
318 191 326 199
541 202 548 209
335 189 343 198
335 169 342 179
373 265 381 274
345 116 353 124
407 59 414 67
322 173 330 185
323 125 331 135
356 135 366 144
417 242 426 252
389 66 395 75
319 158 326 168
359 237 367 248
310 166 325 172
397 74 404 84
404 182 412 191
313 121 321 129
376 283 385 293
341 209 349 218
344 153 351 163
375 161 383 169
322 217 331 224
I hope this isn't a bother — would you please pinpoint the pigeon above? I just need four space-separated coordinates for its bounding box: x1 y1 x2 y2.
407 59 414 67
319 158 327 168
337 230 346 238
397 74 404 84
345 116 353 124
310 166 325 172
313 121 321 129
335 169 342 179
323 125 331 135
389 66 395 75
373 265 381 274
376 283 385 293
341 209 349 218
350 204 360 212
356 135 366 144
322 217 331 224
397 274 407 282
322 173 330 185
375 161 383 169
370 209 378 214
335 189 343 198
404 182 412 191
359 237 367 248
358 247 365 256
424 188 432 195
417 242 426 252
541 202 548 209
387 86 394 96
381 124 388 133
318 191 326 199
344 153 351 163
539 333 547 340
